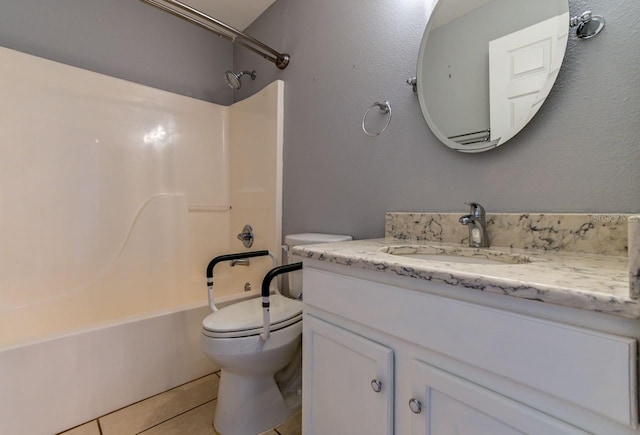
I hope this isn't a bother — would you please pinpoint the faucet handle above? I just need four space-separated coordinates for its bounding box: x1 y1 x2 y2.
465 202 486 218
459 215 472 225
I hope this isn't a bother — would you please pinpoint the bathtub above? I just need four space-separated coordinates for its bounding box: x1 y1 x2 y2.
0 289 269 435
0 48 284 434
0 242 280 435
0 193 257 434
0 203 274 435
0 301 220 434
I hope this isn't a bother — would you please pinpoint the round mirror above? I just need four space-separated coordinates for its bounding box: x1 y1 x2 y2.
417 0 569 153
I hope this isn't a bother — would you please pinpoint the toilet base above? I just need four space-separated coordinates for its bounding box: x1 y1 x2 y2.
213 370 300 435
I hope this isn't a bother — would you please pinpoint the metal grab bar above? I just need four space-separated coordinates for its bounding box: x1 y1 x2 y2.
260 263 303 341
140 0 290 69
206 250 277 312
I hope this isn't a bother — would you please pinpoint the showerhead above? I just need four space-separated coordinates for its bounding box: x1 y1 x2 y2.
224 70 257 90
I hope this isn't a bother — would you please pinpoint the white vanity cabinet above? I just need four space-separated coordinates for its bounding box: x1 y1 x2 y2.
301 263 639 435
303 315 394 435
408 360 586 435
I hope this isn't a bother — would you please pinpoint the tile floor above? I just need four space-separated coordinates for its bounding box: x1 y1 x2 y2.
58 372 301 435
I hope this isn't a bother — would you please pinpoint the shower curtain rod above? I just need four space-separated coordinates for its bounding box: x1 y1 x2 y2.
140 0 290 69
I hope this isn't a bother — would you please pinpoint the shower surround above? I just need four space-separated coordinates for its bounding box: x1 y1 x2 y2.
0 47 284 434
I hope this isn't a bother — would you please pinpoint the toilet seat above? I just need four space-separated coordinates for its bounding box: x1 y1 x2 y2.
202 294 302 339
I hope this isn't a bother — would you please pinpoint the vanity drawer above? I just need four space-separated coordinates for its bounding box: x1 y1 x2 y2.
304 267 638 427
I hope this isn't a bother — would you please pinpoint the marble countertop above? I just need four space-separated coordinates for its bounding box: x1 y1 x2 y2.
292 238 640 319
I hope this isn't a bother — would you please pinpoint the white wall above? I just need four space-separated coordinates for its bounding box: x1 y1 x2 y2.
225 81 285 295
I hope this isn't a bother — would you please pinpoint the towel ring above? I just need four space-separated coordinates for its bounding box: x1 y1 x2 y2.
362 101 391 136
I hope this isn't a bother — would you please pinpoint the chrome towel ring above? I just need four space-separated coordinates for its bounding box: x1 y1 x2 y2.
362 101 391 136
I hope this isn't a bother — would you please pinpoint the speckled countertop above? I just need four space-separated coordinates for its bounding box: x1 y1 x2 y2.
292 238 640 319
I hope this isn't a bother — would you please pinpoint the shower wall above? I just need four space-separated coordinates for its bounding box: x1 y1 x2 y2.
0 46 284 347
228 81 284 287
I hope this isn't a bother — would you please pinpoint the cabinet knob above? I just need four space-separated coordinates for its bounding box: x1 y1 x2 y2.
408 398 422 414
370 379 382 393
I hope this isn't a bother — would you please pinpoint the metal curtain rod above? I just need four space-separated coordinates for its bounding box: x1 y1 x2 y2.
140 0 290 69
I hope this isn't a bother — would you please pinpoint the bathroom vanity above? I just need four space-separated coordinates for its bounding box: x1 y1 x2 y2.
294 213 640 435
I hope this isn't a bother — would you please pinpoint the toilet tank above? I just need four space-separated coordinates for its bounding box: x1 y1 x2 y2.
284 233 352 298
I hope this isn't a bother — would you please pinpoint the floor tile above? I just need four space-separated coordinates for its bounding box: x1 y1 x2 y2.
214 426 277 435
274 410 302 435
58 420 101 435
141 400 217 435
209 403 278 435
100 373 219 435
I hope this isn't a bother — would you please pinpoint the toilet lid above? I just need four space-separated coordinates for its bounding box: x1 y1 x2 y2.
202 294 302 338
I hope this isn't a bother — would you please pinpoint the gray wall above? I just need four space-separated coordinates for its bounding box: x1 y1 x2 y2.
0 0 233 104
0 0 637 241
235 0 640 240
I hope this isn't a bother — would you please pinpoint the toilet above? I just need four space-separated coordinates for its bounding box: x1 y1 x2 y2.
201 233 352 435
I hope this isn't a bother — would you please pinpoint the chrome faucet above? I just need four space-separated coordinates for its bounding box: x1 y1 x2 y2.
459 202 489 248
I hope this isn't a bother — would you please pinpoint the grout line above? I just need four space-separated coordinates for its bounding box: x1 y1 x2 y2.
99 371 218 420
274 429 283 435
96 419 104 435
56 418 102 435
134 398 217 435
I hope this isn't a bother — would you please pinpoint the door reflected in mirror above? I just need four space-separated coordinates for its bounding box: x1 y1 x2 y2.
417 0 569 153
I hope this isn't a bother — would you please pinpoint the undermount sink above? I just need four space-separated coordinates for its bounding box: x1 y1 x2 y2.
380 245 531 265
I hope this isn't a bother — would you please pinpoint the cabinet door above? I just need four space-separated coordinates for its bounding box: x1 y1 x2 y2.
409 360 587 435
303 315 393 435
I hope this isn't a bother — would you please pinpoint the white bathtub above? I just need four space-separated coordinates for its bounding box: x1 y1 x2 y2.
0 48 284 434
0 301 221 435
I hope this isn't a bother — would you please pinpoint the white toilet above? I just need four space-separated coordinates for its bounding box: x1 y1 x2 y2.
201 233 352 435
